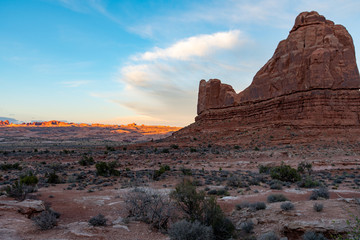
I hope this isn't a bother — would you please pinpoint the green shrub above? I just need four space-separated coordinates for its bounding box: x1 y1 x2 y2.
267 194 288 203
78 155 94 166
153 165 171 180
171 180 235 240
258 165 272 174
297 161 312 175
170 144 179 149
297 176 320 188
5 181 34 201
169 220 214 240
46 171 61 184
162 148 170 153
250 202 266 211
270 163 301 183
20 172 38 186
0 162 22 171
95 161 120 177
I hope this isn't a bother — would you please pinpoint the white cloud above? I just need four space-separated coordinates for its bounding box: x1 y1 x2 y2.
136 30 244 61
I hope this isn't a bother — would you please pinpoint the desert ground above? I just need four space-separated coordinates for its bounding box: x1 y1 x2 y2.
0 125 359 240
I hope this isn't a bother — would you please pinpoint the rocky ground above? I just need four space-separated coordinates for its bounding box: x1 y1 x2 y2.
0 127 359 240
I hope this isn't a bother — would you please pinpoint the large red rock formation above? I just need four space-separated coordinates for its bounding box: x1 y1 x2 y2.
196 11 360 127
173 11 360 146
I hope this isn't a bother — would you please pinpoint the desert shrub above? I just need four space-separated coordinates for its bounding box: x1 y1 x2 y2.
78 155 94 166
20 172 38 185
270 180 283 190
302 231 328 240
250 202 266 211
298 161 313 175
259 165 272 174
106 145 115 151
171 180 235 240
170 144 179 149
297 176 320 188
5 181 34 201
125 188 175 230
32 209 58 230
270 164 301 183
0 162 22 171
258 231 280 240
181 168 192 176
153 165 171 180
190 147 197 153
89 214 107 226
162 148 170 153
240 220 254 233
227 175 243 188
46 171 61 184
310 187 330 200
313 203 324 212
267 194 288 203
168 220 214 240
280 202 294 211
95 161 120 177
235 202 250 210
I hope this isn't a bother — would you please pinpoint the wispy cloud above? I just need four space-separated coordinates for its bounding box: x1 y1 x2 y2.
57 0 122 25
60 80 90 88
91 30 254 126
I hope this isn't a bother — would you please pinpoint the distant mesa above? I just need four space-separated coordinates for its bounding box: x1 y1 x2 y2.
174 11 360 145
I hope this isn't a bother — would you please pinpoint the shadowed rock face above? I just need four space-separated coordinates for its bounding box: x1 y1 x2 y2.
197 11 360 116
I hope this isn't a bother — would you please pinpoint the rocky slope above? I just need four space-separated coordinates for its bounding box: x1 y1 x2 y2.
174 11 360 146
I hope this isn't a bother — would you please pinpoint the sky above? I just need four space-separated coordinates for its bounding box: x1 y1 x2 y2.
1 0 359 127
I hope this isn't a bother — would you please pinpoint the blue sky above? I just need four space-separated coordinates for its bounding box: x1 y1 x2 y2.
1 0 359 126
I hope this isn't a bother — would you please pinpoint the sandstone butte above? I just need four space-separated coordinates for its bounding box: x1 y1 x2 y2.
173 11 360 146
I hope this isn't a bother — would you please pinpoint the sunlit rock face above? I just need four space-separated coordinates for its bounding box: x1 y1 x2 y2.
195 11 360 127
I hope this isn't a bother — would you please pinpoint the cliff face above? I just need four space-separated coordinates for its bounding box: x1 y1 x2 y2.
196 11 360 127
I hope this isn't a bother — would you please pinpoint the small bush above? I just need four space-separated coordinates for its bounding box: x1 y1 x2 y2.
235 202 250 210
181 168 192 176
46 171 61 184
259 165 272 174
270 164 301 183
270 180 283 190
126 188 175 230
32 209 58 230
168 220 214 240
297 161 312 175
227 175 243 188
250 202 266 211
258 231 280 240
0 162 22 171
240 220 254 233
153 165 170 180
280 202 294 211
79 155 94 166
20 172 38 186
5 181 33 201
310 187 330 200
89 214 107 226
297 176 320 188
171 180 235 240
170 144 179 149
313 203 324 212
95 161 120 177
267 194 288 203
302 231 328 240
